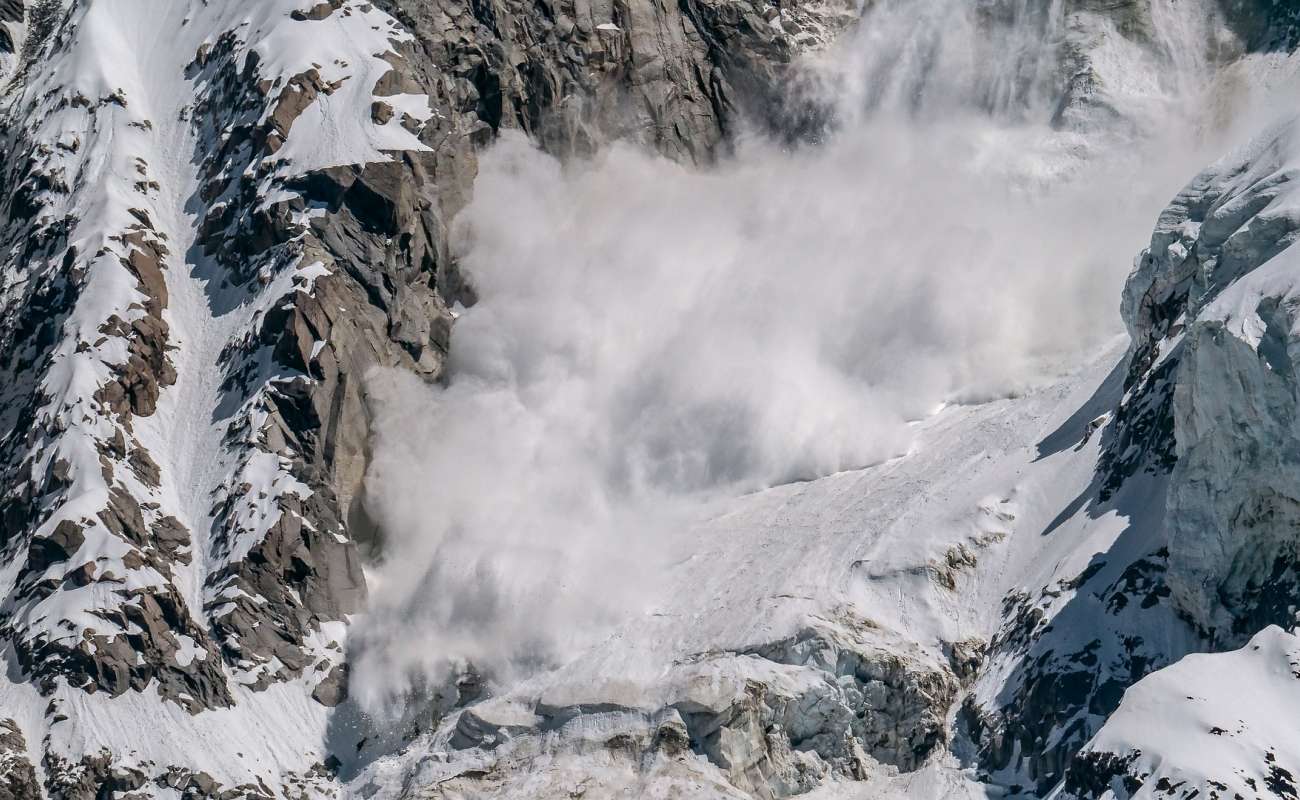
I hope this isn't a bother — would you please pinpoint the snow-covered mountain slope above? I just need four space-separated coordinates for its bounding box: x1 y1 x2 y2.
0 0 444 794
1043 105 1300 800
0 0 854 794
2 0 1300 798
1061 626 1300 800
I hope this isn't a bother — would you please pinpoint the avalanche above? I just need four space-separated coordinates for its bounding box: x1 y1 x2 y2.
1 0 1300 798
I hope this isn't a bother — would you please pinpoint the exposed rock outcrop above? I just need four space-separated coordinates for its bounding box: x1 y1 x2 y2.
0 0 22 56
374 0 856 164
0 719 39 800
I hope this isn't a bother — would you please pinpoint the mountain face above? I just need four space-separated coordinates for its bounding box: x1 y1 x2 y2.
1 0 1300 798
1052 104 1300 800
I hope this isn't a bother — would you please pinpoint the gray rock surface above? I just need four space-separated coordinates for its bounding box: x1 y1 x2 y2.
0 719 39 800
1120 118 1300 642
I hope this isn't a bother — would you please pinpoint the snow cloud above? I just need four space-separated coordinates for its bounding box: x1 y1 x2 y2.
343 0 1259 713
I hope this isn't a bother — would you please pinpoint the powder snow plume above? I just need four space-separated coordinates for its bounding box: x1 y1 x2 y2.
345 0 1262 712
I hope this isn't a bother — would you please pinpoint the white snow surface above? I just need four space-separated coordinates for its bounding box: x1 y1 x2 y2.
1074 626 1300 800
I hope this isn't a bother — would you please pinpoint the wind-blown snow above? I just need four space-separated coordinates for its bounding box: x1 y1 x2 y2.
348 0 1271 709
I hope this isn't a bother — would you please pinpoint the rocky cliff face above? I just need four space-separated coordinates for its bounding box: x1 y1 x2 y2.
1121 118 1300 643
